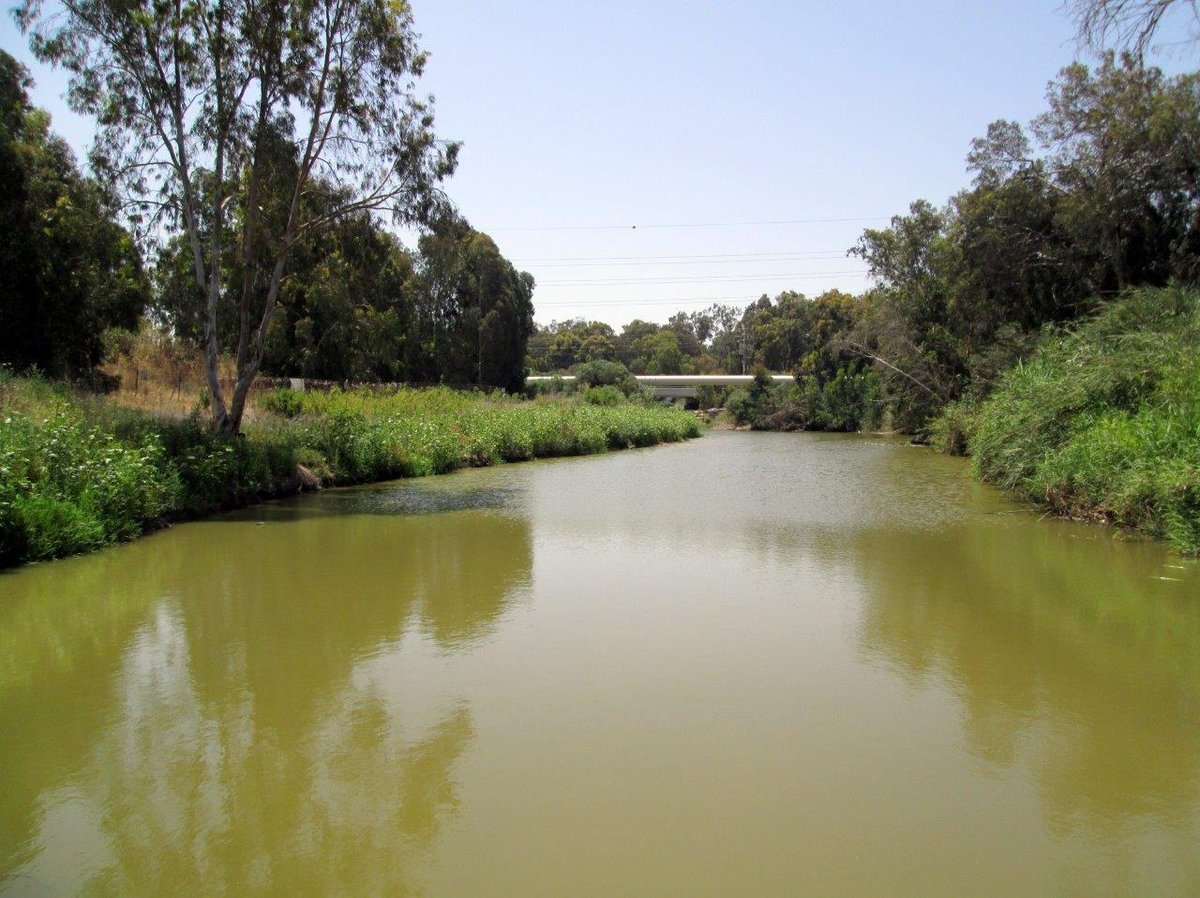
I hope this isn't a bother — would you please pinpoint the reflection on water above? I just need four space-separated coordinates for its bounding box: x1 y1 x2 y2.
2 431 1199 895
1 493 530 896
854 520 1200 827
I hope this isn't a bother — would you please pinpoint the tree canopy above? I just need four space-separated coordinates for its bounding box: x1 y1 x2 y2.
0 50 148 380
18 0 458 430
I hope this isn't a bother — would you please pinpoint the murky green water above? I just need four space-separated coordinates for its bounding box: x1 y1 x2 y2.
2 430 1198 896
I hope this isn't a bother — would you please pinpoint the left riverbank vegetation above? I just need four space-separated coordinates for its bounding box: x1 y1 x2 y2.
0 373 700 567
0 19 698 570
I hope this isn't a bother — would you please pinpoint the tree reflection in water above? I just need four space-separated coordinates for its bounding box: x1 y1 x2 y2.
0 487 531 896
851 518 1200 851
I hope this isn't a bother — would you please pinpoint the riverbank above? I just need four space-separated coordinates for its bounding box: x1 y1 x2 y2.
706 286 1199 554
932 286 1200 555
0 377 702 568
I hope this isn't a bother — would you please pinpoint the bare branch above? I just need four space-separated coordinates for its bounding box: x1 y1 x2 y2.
1066 0 1200 56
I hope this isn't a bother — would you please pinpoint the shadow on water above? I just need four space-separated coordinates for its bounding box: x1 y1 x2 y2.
0 482 533 896
224 479 524 521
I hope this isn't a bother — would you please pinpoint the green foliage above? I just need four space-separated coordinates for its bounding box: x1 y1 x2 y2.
739 367 883 433
724 389 756 426
0 375 173 563
694 385 729 409
815 368 883 432
843 56 1200 434
524 375 566 398
528 310 732 376
412 220 535 392
573 359 636 394
750 366 774 396
928 400 979 456
253 202 419 383
583 385 624 406
294 447 333 481
0 51 149 380
0 376 701 568
262 388 305 418
18 0 458 432
964 287 1200 553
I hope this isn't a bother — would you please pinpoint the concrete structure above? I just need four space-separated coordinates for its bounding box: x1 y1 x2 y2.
527 374 793 399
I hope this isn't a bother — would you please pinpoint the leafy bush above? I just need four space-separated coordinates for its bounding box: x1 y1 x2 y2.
262 388 305 418
583 385 624 406
929 400 978 456
0 378 176 562
743 368 882 432
725 388 755 426
573 360 637 394
694 384 729 410
524 375 565 398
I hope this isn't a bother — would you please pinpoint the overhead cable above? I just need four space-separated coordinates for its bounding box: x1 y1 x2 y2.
491 216 889 232
538 270 867 287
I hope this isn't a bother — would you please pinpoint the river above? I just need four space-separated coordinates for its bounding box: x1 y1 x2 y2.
1 430 1198 896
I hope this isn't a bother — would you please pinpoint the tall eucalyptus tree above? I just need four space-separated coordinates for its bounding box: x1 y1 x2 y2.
18 0 458 431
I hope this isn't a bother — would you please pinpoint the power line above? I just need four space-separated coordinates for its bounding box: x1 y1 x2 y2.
538 270 868 287
527 253 850 269
537 296 751 308
491 216 890 232
534 289 863 308
512 249 852 263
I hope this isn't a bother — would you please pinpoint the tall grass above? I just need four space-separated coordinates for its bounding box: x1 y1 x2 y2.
0 376 701 568
280 386 701 478
961 286 1200 554
0 378 174 563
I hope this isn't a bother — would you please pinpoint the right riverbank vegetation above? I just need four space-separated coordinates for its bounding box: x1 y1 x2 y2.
530 50 1200 552
2 1 1198 559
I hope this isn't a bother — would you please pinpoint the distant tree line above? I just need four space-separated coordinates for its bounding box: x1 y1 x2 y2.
530 289 865 378
534 52 1200 433
5 39 1198 438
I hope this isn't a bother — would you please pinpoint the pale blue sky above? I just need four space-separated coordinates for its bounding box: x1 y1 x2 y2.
3 1 1197 327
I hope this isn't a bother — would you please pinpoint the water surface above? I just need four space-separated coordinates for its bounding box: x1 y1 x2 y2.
1 431 1198 895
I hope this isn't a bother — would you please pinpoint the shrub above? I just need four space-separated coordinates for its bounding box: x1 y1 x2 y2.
695 384 729 410
929 400 978 456
583 385 624 406
725 388 755 426
263 388 305 418
524 375 565 398
574 360 637 394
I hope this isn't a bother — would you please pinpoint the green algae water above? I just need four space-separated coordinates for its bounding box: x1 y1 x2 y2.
1 430 1198 896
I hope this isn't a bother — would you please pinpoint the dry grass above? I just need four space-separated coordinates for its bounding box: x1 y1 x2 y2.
101 325 265 420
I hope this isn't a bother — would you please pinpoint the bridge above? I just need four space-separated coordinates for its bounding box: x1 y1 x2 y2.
526 374 794 400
